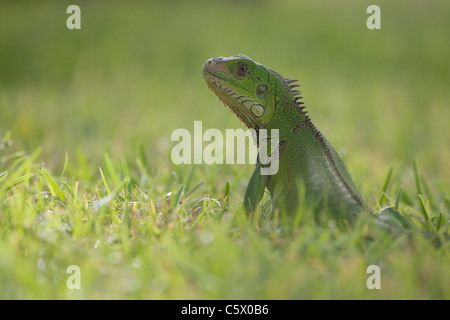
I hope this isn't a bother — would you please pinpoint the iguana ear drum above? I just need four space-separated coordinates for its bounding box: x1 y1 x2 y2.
251 104 264 117
256 84 267 97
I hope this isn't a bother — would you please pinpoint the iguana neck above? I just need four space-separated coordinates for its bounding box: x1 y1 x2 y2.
264 73 311 136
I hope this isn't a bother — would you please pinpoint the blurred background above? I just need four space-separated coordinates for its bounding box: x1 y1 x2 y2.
1 0 449 196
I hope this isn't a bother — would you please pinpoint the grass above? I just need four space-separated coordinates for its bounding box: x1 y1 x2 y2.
0 0 449 299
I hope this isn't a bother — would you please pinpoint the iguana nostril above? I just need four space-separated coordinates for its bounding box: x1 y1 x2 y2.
203 59 211 69
203 58 218 72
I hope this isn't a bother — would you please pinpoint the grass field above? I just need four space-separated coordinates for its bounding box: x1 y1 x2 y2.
1 0 449 299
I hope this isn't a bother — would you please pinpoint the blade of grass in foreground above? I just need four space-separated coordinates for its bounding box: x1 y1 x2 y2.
41 167 65 201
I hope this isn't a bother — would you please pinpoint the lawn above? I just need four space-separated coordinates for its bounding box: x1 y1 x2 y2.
0 0 449 299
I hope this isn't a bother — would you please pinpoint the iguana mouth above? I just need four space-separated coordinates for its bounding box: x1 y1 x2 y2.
202 68 264 130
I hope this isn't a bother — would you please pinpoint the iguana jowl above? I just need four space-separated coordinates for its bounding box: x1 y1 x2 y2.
202 55 364 218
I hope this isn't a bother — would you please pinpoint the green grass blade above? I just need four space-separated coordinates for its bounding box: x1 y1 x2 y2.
394 187 403 210
60 152 69 180
104 152 120 187
435 212 443 232
41 168 65 201
379 167 394 204
224 180 231 202
98 166 112 195
184 165 197 191
418 194 433 232
171 185 184 209
0 170 8 181
184 180 204 200
413 158 423 196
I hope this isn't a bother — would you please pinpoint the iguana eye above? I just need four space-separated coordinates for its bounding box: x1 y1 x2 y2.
237 63 248 76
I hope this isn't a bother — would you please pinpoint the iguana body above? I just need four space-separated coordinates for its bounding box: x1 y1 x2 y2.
202 55 363 218
201 55 446 238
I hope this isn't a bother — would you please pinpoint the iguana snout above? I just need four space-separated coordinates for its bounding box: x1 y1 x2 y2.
202 57 228 75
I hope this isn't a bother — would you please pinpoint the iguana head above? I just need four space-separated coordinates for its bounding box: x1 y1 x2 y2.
202 55 302 130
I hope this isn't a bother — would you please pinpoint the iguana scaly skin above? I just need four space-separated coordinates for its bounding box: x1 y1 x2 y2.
202 55 364 219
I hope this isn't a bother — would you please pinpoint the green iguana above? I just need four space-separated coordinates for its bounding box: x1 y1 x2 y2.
202 54 411 227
